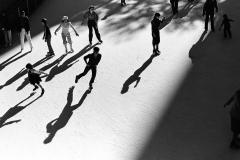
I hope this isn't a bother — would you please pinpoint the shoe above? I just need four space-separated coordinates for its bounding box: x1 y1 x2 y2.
70 48 74 53
33 86 39 91
65 49 68 53
20 48 24 52
89 42 92 46
8 43 12 47
41 88 45 95
75 76 79 83
99 40 103 43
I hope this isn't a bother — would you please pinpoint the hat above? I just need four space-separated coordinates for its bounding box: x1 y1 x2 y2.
62 16 68 20
88 5 95 10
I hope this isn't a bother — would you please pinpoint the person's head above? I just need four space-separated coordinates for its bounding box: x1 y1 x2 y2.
154 13 160 19
93 47 99 53
89 5 95 13
21 11 25 17
26 63 33 70
1 11 5 16
61 16 69 23
223 14 228 19
41 18 47 26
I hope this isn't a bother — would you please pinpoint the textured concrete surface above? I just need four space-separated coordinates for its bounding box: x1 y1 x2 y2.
0 0 240 159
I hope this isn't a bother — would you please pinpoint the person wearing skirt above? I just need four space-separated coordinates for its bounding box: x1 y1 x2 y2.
224 90 240 148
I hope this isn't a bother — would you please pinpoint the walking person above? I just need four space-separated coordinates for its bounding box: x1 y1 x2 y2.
42 18 54 56
224 90 240 148
202 0 218 32
17 11 33 52
219 14 234 38
1 10 12 47
121 0 126 6
170 0 179 15
151 13 165 55
75 47 102 91
54 16 79 53
26 63 48 95
82 5 103 46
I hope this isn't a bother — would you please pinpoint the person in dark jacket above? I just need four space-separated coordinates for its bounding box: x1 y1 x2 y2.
18 11 33 52
82 5 103 46
151 13 165 55
75 47 102 91
170 0 179 15
224 90 240 148
219 14 234 38
202 0 218 32
1 11 12 47
42 18 54 56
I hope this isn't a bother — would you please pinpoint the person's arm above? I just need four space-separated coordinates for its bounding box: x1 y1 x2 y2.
84 54 90 65
54 23 62 35
219 20 224 30
229 19 234 22
32 69 48 75
25 17 30 33
69 22 79 36
202 4 206 17
160 17 166 23
95 55 101 66
214 0 218 13
224 95 234 107
43 26 46 40
82 11 88 24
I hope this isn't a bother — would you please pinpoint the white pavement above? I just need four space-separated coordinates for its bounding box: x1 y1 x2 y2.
1 0 240 160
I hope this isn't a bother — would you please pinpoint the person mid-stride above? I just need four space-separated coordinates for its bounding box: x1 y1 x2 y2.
75 47 102 91
151 13 165 55
26 63 48 95
42 18 55 56
219 14 234 38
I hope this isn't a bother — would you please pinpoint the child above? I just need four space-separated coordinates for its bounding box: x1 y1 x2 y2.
42 18 54 56
219 14 234 38
54 16 79 53
26 63 48 95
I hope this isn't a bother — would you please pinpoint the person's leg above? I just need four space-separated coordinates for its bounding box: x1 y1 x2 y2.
75 66 91 83
26 31 33 50
61 33 68 52
171 2 175 14
89 66 96 89
20 29 25 51
175 1 179 13
7 30 12 46
93 22 102 42
223 29 227 37
47 35 54 54
36 83 45 95
66 33 73 52
205 14 209 31
3 30 8 46
88 21 93 45
228 29 232 38
210 14 215 31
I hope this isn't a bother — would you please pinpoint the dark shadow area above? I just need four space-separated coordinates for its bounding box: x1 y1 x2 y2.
0 92 42 128
136 0 240 159
121 54 157 94
174 2 196 19
44 86 89 144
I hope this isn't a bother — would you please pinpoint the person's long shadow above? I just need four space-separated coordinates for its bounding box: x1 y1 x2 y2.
174 2 195 19
0 55 52 90
43 86 89 144
16 54 68 91
121 54 157 94
101 4 123 20
0 92 42 128
45 44 98 82
0 51 30 71
159 14 175 30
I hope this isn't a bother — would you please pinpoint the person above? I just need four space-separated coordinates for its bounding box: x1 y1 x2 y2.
75 47 102 91
17 11 33 52
219 14 234 38
0 11 12 47
54 16 79 53
151 13 165 54
42 18 54 56
202 0 218 32
121 0 126 6
224 90 240 148
26 63 48 95
170 0 179 15
82 5 103 46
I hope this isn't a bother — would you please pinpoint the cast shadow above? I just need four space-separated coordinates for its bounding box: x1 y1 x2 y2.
45 44 98 82
101 4 123 20
174 2 195 19
159 14 175 30
0 92 42 128
121 54 157 94
43 86 89 144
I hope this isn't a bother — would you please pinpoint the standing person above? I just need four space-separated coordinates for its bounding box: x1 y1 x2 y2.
75 47 102 91
17 11 33 52
26 63 48 95
219 14 234 38
170 0 179 15
54 16 79 53
224 90 240 148
42 18 54 56
121 0 126 6
202 0 218 32
1 11 12 47
151 13 165 54
82 5 103 46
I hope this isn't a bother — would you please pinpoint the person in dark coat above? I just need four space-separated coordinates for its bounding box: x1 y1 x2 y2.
202 0 218 32
1 10 12 47
75 47 102 91
224 90 240 148
42 18 54 56
82 5 103 46
26 63 48 95
170 0 179 15
219 14 234 38
151 13 165 55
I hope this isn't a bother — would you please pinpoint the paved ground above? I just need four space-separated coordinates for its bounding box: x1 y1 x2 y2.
1 0 240 159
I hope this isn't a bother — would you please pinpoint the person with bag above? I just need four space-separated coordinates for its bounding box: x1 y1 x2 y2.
42 18 54 56
224 90 240 148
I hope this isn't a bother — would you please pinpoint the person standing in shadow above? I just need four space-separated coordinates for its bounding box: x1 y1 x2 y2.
202 0 218 32
170 0 179 15
219 14 234 38
1 10 12 47
224 90 240 148
151 13 165 55
75 47 102 91
42 18 55 56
